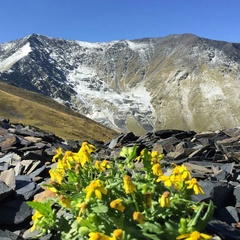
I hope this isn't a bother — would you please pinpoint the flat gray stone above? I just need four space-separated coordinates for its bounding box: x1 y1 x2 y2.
0 229 20 240
16 181 40 200
0 152 14 164
0 200 32 224
15 175 40 200
28 164 46 178
44 146 58 156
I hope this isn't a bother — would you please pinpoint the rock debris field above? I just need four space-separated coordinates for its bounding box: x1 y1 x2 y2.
0 119 240 239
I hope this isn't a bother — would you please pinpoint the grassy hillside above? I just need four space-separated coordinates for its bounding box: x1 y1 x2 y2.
0 81 118 141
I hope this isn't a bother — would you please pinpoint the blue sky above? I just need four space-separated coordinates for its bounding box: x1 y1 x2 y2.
0 0 239 44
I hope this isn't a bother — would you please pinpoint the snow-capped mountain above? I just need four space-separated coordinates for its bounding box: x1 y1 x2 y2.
1 33 240 134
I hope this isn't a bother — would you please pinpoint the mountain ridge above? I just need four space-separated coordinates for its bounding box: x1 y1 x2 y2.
1 33 240 134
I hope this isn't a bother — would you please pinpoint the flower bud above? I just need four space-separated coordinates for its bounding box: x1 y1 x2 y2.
88 213 97 223
79 226 90 236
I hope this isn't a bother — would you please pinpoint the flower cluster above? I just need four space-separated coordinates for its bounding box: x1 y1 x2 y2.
27 142 214 240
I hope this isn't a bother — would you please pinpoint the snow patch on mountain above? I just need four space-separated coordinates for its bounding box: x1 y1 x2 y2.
68 65 97 80
0 43 31 72
126 40 149 51
133 82 152 108
75 40 113 49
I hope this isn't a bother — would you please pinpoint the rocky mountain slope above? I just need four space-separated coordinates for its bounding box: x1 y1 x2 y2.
1 33 240 134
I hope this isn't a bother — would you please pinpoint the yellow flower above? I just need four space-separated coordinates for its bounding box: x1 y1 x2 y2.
95 161 102 171
49 160 65 184
49 168 64 184
159 191 171 208
52 147 63 162
112 229 123 240
76 142 96 167
151 150 159 158
89 232 112 240
156 175 172 187
57 158 66 170
185 178 204 195
95 160 111 173
152 163 163 176
85 179 107 200
151 151 164 164
110 199 125 212
101 160 111 169
31 210 43 232
75 151 90 167
133 211 144 224
123 175 136 194
176 231 212 240
61 151 73 169
83 141 97 153
171 175 183 190
173 164 191 180
151 150 159 163
59 195 71 208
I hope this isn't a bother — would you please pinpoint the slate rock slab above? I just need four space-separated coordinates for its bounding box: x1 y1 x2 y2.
0 200 32 225
0 229 21 240
15 175 41 200
217 206 239 225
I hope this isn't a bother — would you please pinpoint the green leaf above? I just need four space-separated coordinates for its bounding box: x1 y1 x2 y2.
91 205 108 213
141 222 164 235
128 145 138 159
187 203 204 227
68 171 77 182
27 201 53 216
195 200 215 232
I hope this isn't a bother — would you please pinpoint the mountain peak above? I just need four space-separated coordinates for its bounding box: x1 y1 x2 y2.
25 33 46 42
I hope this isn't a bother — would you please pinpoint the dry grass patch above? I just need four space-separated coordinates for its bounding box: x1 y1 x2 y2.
0 81 118 141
